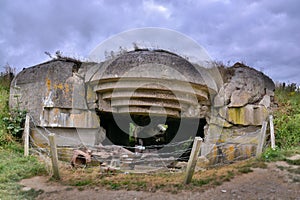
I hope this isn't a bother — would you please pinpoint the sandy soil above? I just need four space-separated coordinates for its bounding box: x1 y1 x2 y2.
20 161 300 200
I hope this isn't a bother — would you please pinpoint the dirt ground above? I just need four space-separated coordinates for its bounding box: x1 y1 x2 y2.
20 161 300 200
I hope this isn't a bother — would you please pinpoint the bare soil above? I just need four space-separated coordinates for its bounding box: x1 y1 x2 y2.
20 161 300 200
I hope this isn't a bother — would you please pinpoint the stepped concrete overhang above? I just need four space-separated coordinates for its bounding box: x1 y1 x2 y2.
90 50 214 118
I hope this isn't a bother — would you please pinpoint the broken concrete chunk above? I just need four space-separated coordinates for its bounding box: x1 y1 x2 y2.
215 62 275 108
209 116 233 128
70 149 92 167
259 95 271 108
229 90 252 107
218 105 268 126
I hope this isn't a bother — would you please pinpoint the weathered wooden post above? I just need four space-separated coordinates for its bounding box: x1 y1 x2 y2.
48 133 60 180
23 114 30 157
184 137 202 184
269 115 276 150
256 121 268 158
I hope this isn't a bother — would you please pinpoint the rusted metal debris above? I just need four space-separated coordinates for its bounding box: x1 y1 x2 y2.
70 149 92 167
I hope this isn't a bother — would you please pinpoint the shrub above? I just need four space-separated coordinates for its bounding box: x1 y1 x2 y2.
0 67 26 144
3 108 27 139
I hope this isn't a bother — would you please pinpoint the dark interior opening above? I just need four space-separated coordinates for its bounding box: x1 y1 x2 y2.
99 112 206 161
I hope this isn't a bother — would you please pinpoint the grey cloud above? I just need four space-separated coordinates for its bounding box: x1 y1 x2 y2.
0 0 299 83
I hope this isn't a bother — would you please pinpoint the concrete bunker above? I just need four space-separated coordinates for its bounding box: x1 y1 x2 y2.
91 50 211 158
9 49 275 165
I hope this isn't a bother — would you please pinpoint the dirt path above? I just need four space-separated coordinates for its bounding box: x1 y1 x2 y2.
20 161 300 200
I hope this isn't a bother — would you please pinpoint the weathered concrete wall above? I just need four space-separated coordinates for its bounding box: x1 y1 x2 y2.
202 62 275 163
10 60 75 124
10 58 103 146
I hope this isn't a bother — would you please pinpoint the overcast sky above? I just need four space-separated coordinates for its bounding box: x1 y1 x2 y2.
1 0 299 83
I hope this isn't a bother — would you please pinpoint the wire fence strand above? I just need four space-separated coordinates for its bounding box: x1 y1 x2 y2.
26 113 272 173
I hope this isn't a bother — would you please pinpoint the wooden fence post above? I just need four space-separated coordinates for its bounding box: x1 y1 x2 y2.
23 114 30 157
256 121 268 158
269 115 276 150
48 133 60 180
184 137 202 184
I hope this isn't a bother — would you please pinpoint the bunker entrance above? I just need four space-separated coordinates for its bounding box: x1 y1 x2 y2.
99 112 206 161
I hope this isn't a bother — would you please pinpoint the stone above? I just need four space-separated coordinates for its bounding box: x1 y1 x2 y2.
229 90 252 107
266 89 275 96
218 126 261 145
196 156 210 168
205 124 223 143
270 189 276 193
213 95 226 107
175 161 188 169
231 189 238 194
259 95 271 108
213 85 227 107
223 144 236 161
209 116 233 128
236 144 256 159
21 187 32 192
219 105 269 126
215 63 275 108
227 106 252 125
218 106 227 119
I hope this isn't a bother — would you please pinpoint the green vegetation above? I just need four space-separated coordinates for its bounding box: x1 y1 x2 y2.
0 66 27 144
71 179 93 187
0 67 46 199
273 83 300 148
261 83 300 162
3 109 27 139
237 166 253 174
0 85 10 145
0 144 46 200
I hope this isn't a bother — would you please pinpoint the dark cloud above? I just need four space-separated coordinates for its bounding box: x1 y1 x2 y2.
0 0 299 83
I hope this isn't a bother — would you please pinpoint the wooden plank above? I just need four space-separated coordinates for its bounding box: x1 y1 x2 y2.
269 115 276 150
23 114 30 157
256 121 268 158
48 133 60 180
184 137 203 184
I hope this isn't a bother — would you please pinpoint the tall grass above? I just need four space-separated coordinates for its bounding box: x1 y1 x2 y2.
0 68 46 199
0 77 11 144
273 84 300 148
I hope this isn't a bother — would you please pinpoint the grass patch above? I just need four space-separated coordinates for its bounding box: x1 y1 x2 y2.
238 167 253 174
19 188 44 199
0 144 46 200
55 158 272 193
262 147 300 162
239 158 267 169
58 160 257 193
192 177 212 186
71 179 93 187
250 161 267 169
